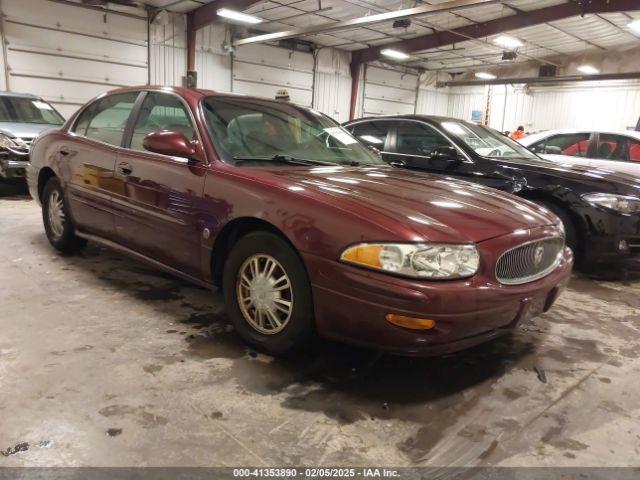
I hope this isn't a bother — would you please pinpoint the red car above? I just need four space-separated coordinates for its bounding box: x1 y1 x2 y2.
27 86 573 356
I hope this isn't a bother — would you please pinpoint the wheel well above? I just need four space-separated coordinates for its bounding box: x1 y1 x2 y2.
210 217 292 286
37 167 57 202
519 191 584 249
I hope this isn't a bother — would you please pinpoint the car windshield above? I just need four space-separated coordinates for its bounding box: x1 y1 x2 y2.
202 96 384 166
0 96 64 125
441 120 541 161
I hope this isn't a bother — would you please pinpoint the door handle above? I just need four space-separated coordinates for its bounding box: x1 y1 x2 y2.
118 162 133 175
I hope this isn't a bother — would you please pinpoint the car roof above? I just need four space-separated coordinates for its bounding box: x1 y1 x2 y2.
0 91 41 99
345 114 459 125
104 85 308 107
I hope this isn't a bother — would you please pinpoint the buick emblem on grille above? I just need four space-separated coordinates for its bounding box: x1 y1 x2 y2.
533 245 545 267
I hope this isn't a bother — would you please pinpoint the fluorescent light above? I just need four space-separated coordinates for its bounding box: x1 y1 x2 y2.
493 35 523 49
380 48 410 60
578 65 599 75
217 8 263 24
628 19 640 34
475 72 496 80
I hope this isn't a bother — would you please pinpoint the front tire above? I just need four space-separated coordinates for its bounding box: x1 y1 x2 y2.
42 177 86 253
538 200 577 252
223 231 314 356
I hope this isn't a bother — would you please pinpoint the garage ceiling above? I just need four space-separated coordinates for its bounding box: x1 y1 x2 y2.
111 0 640 72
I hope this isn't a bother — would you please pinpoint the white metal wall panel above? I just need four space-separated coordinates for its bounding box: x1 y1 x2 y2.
150 13 187 87
313 71 351 123
363 66 417 116
232 44 314 107
446 86 486 122
1 0 148 118
487 85 534 132
194 24 231 93
415 88 449 116
527 81 640 131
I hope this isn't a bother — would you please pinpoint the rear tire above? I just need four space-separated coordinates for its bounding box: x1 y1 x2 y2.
223 231 314 356
42 177 86 253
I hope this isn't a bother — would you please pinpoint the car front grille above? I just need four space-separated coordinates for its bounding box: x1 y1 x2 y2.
496 237 564 285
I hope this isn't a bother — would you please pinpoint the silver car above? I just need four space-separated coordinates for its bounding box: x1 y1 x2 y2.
0 92 64 181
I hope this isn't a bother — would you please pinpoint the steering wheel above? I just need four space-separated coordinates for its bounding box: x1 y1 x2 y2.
488 149 502 157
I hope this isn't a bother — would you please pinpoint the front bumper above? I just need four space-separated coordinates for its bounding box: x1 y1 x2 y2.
304 228 573 357
581 207 640 271
0 158 29 180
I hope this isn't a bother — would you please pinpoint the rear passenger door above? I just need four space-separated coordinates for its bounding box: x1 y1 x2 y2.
112 91 207 277
65 91 140 239
590 133 640 175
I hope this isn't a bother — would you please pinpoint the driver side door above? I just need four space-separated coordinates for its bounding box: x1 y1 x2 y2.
385 121 516 191
111 91 207 278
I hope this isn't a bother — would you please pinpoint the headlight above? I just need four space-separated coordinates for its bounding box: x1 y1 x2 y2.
581 193 640 214
340 243 480 279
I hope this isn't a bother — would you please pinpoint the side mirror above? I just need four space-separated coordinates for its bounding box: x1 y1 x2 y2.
143 131 202 161
431 145 461 164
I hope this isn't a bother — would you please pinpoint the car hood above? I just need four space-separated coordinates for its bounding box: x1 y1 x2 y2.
0 122 58 139
493 156 640 193
260 164 557 243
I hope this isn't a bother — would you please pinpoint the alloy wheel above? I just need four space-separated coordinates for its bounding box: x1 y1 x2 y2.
47 190 65 240
236 253 293 335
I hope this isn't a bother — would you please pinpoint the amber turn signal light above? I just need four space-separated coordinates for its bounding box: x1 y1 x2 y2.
385 314 436 330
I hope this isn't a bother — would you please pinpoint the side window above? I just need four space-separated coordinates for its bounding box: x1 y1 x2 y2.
130 92 196 151
350 122 390 150
74 92 139 146
596 134 637 162
532 133 590 157
629 139 640 163
394 122 452 157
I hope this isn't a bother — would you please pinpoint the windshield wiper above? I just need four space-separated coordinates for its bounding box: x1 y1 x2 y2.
232 154 335 166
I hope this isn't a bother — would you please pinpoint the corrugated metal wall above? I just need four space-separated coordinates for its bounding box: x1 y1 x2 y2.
195 23 231 92
313 47 351 123
527 81 640 131
149 12 186 87
416 88 449 116
362 65 418 116
0 0 148 118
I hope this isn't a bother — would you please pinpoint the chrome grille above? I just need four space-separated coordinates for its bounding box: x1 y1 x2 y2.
496 237 564 285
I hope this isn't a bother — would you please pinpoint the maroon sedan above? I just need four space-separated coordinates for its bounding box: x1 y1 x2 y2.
27 86 572 356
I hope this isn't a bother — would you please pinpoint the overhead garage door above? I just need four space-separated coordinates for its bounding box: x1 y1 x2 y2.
363 65 418 116
232 44 313 107
1 0 148 118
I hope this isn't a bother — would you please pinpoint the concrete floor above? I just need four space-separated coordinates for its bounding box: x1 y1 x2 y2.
1 183 639 468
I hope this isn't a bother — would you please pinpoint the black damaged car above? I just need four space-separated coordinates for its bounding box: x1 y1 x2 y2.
344 115 640 275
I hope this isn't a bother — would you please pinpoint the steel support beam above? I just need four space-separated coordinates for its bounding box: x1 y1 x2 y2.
233 0 500 46
351 0 640 66
437 71 640 87
349 62 362 121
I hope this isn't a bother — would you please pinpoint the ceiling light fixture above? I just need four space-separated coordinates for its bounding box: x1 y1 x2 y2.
217 8 263 24
493 35 523 49
577 65 600 75
628 19 640 34
381 48 410 60
475 72 497 80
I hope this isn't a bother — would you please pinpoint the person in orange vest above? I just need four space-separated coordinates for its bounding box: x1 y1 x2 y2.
510 126 526 141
